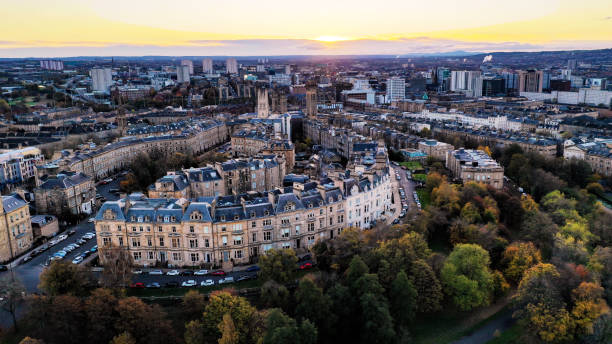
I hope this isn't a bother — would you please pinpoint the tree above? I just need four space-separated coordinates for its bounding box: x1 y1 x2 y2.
571 282 610 336
295 277 333 335
477 145 492 157
431 182 460 214
219 313 239 344
410 259 443 313
18 338 44 344
201 291 263 344
185 320 205 344
389 270 417 328
425 172 443 192
115 297 174 344
183 290 206 321
262 309 317 344
84 288 119 344
345 255 369 285
502 242 542 284
359 292 396 344
259 249 298 284
260 281 290 311
100 245 133 288
39 261 91 296
521 211 558 258
0 99 10 114
0 276 25 331
589 207 612 247
110 332 136 344
441 244 494 311
460 202 482 223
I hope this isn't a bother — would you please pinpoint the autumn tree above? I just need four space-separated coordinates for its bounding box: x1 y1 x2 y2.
99 245 133 289
571 282 610 336
502 242 542 284
182 290 206 321
84 288 119 344
259 248 298 284
260 281 290 311
219 313 239 344
110 332 136 344
201 291 263 344
18 338 44 344
115 297 174 344
441 244 494 311
38 261 92 296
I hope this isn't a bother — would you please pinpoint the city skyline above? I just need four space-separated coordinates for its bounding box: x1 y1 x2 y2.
1 0 612 57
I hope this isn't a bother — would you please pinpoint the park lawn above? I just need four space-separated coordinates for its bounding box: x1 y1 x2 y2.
416 188 430 208
400 161 423 170
486 324 522 344
413 173 427 183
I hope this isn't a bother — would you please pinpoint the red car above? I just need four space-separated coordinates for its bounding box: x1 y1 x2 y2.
210 270 226 276
129 282 145 288
300 262 313 270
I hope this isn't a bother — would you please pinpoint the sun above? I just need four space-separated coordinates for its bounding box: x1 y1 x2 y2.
314 36 350 42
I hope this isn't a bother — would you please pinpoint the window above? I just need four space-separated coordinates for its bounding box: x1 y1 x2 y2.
133 252 142 261
204 226 210 234
252 233 257 242
117 225 122 231
147 237 152 246
118 237 124 246
319 218 324 227
295 225 300 235
233 236 242 245
159 237 165 247
172 226 177 233
234 250 243 259
263 219 271 226
205 238 210 248
172 252 182 261
131 238 140 247
189 239 198 248
171 238 180 248
329 217 333 225
158 226 163 232
189 226 195 233
281 218 290 225
222 236 228 246
320 209 323 215
191 253 199 262
132 226 136 232
282 228 290 238
338 215 344 223
148 251 154 260
251 221 256 228
103 237 111 247
308 223 315 232
264 231 271 241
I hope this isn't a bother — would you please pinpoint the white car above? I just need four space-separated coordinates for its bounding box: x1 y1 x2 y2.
219 277 234 284
132 269 143 274
148 270 163 275
58 234 68 241
181 280 197 287
166 269 180 276
194 269 209 276
71 256 83 264
104 178 113 183
201 279 215 286
88 217 95 223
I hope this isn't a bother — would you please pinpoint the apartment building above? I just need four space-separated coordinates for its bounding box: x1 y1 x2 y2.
34 171 96 215
148 157 286 198
446 149 505 189
0 193 33 263
0 147 45 189
418 140 455 161
564 139 612 176
38 121 227 181
95 169 391 268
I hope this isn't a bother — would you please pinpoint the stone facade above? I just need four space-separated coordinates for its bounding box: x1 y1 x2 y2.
446 149 505 189
0 194 33 263
34 172 96 216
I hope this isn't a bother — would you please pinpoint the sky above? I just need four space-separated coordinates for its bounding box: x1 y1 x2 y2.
1 0 611 57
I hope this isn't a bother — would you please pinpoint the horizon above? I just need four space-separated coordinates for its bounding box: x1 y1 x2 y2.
2 0 612 58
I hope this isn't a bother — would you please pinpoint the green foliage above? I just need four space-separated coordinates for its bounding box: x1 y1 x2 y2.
295 277 333 334
441 244 494 311
38 261 92 296
389 270 417 327
201 291 262 344
260 280 291 311
410 259 443 313
258 248 298 284
262 309 317 344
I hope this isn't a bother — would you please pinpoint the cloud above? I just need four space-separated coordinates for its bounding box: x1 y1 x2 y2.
0 37 611 58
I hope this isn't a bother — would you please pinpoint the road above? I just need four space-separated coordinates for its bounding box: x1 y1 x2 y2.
0 177 124 293
390 164 419 222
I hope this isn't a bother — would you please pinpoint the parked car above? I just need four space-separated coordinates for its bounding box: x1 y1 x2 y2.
103 178 113 184
194 269 209 275
90 245 98 253
180 270 194 276
148 269 163 275
0 265 7 271
77 239 87 245
166 270 180 276
164 281 179 288
146 282 161 288
132 269 143 274
129 282 145 289
392 218 400 224
22 255 32 263
236 275 253 282
210 270 226 276
109 188 120 194
72 256 83 264
88 217 95 223
300 262 313 270
246 265 261 272
181 280 197 287
67 230 76 236
219 277 234 284
201 279 215 286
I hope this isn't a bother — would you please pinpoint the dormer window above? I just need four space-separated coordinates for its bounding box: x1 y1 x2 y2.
131 216 135 221
137 216 143 223
164 216 169 222
190 211 202 221
308 203 313 208
319 201 323 206
264 210 270 216
220 215 226 222
250 211 256 218
234 215 240 221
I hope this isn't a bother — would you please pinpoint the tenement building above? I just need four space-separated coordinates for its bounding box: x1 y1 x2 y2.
94 167 392 268
148 157 286 199
0 193 33 263
446 149 505 189
34 171 96 215
37 120 227 181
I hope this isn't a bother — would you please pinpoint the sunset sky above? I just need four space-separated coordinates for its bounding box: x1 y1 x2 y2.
1 0 611 57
